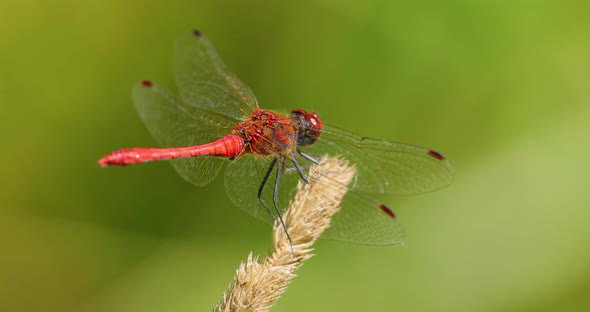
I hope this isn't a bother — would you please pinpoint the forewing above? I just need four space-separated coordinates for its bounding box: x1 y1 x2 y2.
132 81 232 186
175 30 258 120
309 125 454 195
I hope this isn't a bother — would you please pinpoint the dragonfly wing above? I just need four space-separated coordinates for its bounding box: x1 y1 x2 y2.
224 154 303 225
174 30 258 120
225 153 405 245
294 162 404 245
132 81 232 186
310 125 454 195
322 190 405 245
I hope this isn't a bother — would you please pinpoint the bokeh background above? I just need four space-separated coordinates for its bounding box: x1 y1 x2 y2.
1 1 589 311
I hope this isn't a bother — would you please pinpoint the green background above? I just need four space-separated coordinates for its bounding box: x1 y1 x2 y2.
1 0 589 311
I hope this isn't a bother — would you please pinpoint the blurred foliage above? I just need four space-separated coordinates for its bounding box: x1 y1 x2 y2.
1 0 589 311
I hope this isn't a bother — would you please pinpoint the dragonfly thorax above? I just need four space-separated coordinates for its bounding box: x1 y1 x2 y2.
235 109 298 156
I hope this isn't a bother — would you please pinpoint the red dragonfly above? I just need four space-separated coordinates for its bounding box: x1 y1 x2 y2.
99 30 453 245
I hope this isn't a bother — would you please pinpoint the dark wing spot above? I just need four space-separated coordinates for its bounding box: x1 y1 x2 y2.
379 204 396 218
428 150 445 160
192 29 203 37
141 80 153 87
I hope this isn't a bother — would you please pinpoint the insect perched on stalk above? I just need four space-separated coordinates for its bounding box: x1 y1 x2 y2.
99 29 454 248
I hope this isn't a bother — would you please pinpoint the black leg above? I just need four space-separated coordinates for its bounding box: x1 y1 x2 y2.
273 157 295 256
258 158 277 220
297 147 321 165
290 153 311 184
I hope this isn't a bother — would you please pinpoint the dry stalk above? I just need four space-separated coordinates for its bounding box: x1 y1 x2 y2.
214 155 355 312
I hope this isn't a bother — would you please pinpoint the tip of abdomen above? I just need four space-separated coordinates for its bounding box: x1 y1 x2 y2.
98 150 130 167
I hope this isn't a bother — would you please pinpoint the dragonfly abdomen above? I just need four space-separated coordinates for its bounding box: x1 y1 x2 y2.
98 134 244 166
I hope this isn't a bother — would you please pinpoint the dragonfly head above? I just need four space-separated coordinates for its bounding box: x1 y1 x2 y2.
291 109 323 147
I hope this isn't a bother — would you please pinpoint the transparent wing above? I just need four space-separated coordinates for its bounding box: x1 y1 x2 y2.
223 121 452 244
174 30 259 120
298 161 405 244
224 152 405 245
309 125 455 195
224 154 299 225
132 29 259 186
322 189 405 245
132 81 234 186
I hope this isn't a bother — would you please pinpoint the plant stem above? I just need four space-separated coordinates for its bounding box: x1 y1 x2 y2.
214 155 355 312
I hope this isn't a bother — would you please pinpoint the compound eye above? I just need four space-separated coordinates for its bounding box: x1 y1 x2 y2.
309 117 318 127
306 113 323 130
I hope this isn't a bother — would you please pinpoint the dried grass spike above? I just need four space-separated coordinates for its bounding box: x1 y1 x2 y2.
214 155 355 312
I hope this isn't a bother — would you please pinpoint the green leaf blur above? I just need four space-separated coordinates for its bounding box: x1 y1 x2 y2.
1 0 589 311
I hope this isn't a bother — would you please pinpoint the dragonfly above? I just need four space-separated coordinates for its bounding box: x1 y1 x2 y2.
98 29 454 245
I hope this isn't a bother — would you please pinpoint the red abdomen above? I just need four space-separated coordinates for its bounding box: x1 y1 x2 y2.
98 134 244 166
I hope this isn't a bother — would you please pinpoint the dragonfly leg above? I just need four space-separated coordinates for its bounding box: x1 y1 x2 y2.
290 153 311 184
274 157 295 257
297 147 321 165
258 158 277 220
